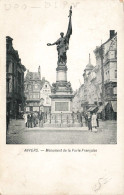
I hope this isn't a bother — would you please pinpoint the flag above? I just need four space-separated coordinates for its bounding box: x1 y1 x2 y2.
66 16 72 43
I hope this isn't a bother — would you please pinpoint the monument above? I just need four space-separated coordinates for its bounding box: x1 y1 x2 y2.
45 7 81 127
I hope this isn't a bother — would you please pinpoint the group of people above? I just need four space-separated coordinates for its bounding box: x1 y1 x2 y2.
23 112 44 128
23 111 98 131
85 112 99 132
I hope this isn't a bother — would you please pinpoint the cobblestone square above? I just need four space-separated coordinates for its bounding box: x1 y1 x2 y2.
6 120 117 144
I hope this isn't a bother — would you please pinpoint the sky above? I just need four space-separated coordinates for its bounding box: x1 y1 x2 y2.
1 0 123 90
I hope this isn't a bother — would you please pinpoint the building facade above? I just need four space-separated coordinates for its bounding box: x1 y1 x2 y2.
6 36 26 120
94 30 117 119
24 68 52 114
72 84 84 113
40 78 51 113
24 66 41 112
81 31 117 119
82 54 99 113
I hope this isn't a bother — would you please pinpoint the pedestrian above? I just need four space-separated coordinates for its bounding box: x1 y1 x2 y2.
39 112 43 127
80 112 83 126
27 114 30 128
96 113 99 127
30 113 34 128
23 112 27 127
36 112 39 126
71 111 75 123
87 112 92 131
85 112 88 127
92 112 97 132
33 113 37 127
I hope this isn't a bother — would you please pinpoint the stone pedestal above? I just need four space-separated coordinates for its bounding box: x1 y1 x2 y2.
50 65 74 113
43 64 81 127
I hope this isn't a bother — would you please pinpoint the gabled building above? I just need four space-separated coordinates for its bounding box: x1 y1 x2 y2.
6 36 26 120
40 78 51 113
24 66 41 112
24 68 52 114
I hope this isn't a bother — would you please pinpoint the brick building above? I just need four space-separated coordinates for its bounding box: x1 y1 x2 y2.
24 66 41 112
6 36 26 120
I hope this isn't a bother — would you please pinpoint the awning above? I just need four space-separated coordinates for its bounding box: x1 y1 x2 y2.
97 105 103 113
111 101 117 112
97 102 109 113
87 106 97 112
90 106 97 111
87 107 92 112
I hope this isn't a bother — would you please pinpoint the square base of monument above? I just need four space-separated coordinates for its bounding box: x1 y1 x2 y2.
51 97 73 113
43 112 82 128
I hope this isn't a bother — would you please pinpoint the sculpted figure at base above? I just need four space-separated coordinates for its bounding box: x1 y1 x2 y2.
47 6 72 66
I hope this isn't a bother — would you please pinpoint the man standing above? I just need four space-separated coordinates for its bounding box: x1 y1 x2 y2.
27 114 30 128
85 112 88 127
87 112 92 131
39 112 43 127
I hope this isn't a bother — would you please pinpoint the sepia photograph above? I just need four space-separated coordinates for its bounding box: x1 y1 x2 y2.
1 0 124 195
6 2 117 144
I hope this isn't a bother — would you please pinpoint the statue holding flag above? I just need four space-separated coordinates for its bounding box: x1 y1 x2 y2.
47 6 72 66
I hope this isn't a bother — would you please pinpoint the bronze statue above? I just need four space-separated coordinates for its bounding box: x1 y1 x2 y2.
47 6 72 66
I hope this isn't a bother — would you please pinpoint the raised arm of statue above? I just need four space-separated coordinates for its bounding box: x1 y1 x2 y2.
47 42 56 46
47 39 60 46
46 7 72 65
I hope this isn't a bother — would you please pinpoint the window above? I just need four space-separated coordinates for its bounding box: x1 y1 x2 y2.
14 78 16 92
18 72 21 85
46 97 50 104
115 70 117 78
33 94 39 99
34 84 38 89
45 84 47 88
28 85 32 90
26 107 30 112
113 87 117 95
8 62 12 73
9 77 12 92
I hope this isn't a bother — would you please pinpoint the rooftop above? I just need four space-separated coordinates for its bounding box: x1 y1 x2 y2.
85 54 94 70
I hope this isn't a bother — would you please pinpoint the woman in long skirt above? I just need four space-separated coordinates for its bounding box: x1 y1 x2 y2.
92 113 97 132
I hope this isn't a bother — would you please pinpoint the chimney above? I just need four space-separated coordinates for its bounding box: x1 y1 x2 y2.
19 58 21 64
38 66 41 79
89 53 91 65
110 30 115 39
6 36 13 51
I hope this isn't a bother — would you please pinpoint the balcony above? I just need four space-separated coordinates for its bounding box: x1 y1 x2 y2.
26 97 40 101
